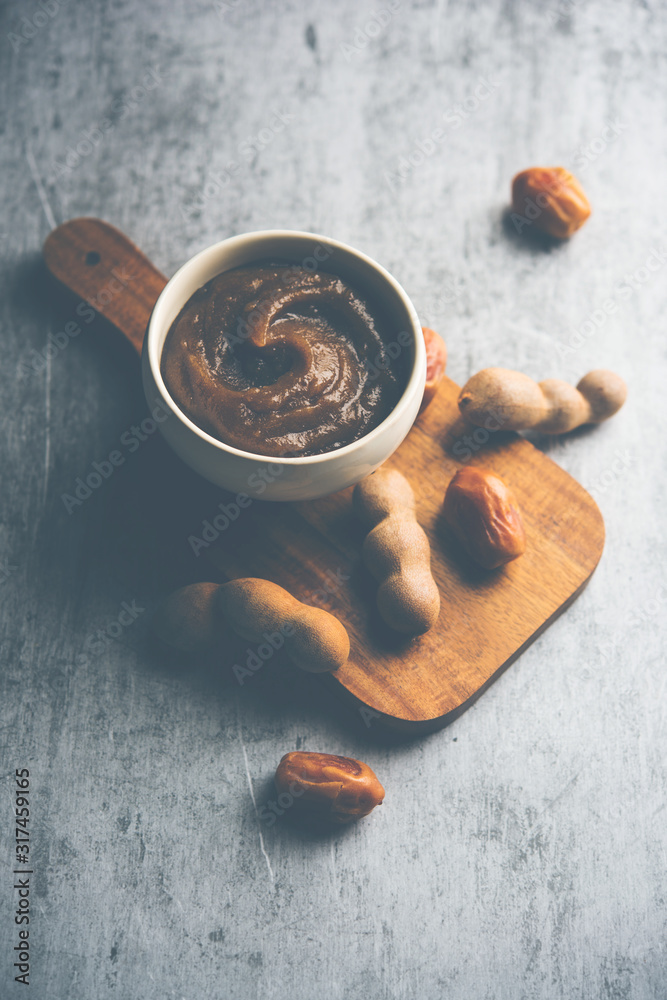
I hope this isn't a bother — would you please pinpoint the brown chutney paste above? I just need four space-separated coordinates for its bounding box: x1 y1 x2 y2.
160 263 409 458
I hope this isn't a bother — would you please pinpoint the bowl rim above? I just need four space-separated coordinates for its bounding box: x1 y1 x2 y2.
145 229 425 466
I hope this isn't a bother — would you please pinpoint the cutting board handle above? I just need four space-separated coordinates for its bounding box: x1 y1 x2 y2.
42 218 168 356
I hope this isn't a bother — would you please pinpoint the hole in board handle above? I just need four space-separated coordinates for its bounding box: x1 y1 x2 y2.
85 251 101 266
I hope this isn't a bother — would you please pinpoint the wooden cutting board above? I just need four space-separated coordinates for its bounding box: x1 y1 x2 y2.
43 218 605 732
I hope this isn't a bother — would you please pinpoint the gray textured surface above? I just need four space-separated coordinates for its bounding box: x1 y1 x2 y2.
1 1 666 997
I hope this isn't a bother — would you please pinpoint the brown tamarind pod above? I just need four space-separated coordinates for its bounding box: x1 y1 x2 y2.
215 578 349 673
458 367 626 433
153 578 349 673
353 469 440 635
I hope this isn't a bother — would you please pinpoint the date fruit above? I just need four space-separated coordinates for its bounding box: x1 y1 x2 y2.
420 326 448 412
511 167 591 239
443 466 526 570
274 751 385 824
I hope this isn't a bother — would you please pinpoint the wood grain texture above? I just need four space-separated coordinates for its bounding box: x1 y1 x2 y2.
43 218 167 355
207 385 606 728
43 219 605 729
2 2 666 998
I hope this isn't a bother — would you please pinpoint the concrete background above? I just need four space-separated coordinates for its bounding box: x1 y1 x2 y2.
1 1 666 997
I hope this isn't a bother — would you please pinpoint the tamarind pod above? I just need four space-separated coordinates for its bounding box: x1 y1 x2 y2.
216 578 349 674
536 380 590 432
458 368 548 429
153 578 350 674
362 519 431 580
353 468 415 526
376 571 441 635
458 367 626 433
353 470 440 635
575 369 627 423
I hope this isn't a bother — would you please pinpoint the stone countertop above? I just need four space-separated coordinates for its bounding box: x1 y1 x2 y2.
1 1 666 997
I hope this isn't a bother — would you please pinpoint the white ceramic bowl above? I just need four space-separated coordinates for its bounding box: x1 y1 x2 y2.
142 230 425 501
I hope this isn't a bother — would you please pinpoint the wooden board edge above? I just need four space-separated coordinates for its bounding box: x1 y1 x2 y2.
320 558 602 736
